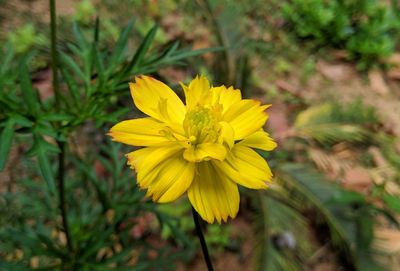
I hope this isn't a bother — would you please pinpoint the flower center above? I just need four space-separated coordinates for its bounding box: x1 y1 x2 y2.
183 105 222 145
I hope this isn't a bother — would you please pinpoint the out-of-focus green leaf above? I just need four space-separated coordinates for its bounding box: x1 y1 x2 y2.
72 22 89 49
0 43 14 74
40 113 74 122
60 65 80 106
12 114 32 127
279 164 357 260
107 19 135 71
383 194 400 213
356 211 374 249
251 191 308 271
294 102 376 145
328 190 365 205
19 62 41 115
124 24 158 74
0 118 14 171
28 135 58 194
94 47 106 89
60 53 86 82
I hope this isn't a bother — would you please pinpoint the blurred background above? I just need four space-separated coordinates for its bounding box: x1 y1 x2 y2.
1 0 400 270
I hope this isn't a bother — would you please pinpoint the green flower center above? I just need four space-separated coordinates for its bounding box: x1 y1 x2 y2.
183 105 222 144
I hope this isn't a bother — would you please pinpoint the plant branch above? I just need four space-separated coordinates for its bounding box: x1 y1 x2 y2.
50 0 73 253
50 0 61 106
192 207 214 271
57 141 73 252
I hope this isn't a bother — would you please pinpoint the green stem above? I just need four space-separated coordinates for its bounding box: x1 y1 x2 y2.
50 0 61 106
192 207 214 271
57 141 73 252
50 0 73 253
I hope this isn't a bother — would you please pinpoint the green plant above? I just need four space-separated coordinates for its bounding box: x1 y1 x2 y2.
74 0 96 24
8 24 47 54
282 0 400 69
249 99 399 271
0 6 218 268
293 100 378 146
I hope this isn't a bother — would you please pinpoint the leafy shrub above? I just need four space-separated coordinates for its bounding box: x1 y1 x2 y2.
0 18 213 270
282 0 400 69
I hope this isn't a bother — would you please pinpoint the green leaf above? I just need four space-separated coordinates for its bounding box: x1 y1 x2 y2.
0 118 14 171
19 61 41 115
251 191 308 271
124 24 158 74
30 135 57 194
356 212 374 249
60 52 86 82
72 22 89 49
107 19 135 71
293 102 376 145
0 43 14 75
383 194 400 213
279 164 357 261
60 65 80 105
12 114 32 127
40 113 74 122
94 46 106 89
138 46 224 74
329 190 365 205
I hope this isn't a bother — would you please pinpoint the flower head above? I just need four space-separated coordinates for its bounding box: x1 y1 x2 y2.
109 75 277 223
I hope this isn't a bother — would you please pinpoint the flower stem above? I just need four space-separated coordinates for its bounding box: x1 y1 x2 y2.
50 0 73 253
50 0 60 106
57 141 73 252
192 207 214 271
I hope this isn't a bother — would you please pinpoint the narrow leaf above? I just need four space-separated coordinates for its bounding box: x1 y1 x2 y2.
34 135 57 194
60 53 86 81
72 22 89 49
0 118 14 171
60 66 80 105
107 19 135 70
19 62 41 115
383 194 400 213
124 24 158 74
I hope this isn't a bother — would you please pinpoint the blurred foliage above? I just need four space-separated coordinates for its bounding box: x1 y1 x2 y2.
0 17 216 269
74 0 96 25
250 97 399 270
8 24 47 54
1 0 400 270
293 100 377 146
282 0 400 69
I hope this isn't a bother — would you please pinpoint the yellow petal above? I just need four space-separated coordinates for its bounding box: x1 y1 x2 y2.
188 162 239 223
212 86 242 114
218 121 235 149
125 143 184 185
130 76 186 124
181 75 211 108
213 145 272 189
238 130 277 151
223 99 269 140
145 157 195 203
183 143 227 162
109 117 170 146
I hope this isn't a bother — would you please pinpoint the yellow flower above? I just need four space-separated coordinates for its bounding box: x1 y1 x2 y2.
109 75 277 223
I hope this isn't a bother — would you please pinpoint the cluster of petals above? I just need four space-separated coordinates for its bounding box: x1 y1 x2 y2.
109 75 276 223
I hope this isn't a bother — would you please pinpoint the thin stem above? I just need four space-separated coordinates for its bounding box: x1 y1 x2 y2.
57 141 73 252
50 0 60 106
50 0 73 253
192 207 214 271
